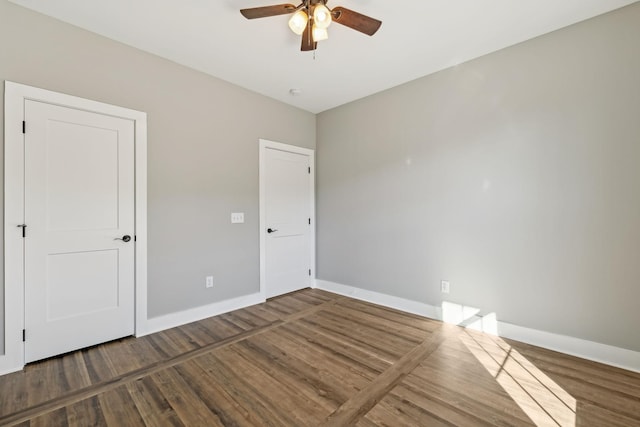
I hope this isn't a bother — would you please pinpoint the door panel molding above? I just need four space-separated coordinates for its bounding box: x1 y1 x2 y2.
2 81 148 374
259 139 315 300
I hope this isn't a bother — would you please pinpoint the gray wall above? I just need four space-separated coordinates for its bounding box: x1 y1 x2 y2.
317 3 640 352
0 0 315 354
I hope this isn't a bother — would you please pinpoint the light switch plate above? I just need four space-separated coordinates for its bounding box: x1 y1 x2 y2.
231 212 244 223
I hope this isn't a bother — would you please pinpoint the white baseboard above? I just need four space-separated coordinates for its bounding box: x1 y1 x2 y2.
315 279 640 373
498 322 640 373
315 279 440 319
138 292 265 337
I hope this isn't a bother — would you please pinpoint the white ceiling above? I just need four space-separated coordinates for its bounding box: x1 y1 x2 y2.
9 0 638 113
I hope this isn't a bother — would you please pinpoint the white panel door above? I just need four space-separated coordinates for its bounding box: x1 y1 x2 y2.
264 147 313 298
24 100 135 363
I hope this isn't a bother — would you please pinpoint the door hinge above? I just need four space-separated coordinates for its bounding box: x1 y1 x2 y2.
22 329 26 342
308 269 311 276
308 167 311 174
22 121 25 134
17 224 27 238
308 218 311 225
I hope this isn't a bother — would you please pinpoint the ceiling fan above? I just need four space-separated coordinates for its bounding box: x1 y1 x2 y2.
240 0 382 51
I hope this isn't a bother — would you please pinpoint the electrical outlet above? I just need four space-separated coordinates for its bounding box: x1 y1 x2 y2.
206 276 214 289
441 280 450 294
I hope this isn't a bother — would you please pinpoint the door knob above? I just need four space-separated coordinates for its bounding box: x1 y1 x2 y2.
267 228 278 234
115 235 132 242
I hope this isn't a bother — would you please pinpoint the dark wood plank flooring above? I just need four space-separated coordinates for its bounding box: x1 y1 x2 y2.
0 289 638 426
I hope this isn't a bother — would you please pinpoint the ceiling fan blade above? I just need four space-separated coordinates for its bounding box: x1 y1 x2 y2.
301 20 317 51
331 6 382 36
240 4 296 19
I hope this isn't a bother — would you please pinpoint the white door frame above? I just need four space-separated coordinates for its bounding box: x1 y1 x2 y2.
259 139 315 300
2 81 148 374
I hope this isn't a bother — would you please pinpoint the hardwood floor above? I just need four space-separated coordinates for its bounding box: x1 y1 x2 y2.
1 289 639 426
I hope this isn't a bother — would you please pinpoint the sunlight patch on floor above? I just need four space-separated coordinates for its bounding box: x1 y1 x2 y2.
441 301 576 426
460 331 576 426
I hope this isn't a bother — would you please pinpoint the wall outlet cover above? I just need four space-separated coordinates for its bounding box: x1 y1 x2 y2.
441 280 450 294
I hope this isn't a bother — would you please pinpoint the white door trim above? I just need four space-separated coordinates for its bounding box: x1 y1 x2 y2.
258 139 315 301
2 81 148 374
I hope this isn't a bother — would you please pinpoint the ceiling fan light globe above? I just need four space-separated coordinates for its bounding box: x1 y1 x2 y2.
312 25 328 41
288 10 308 35
313 4 332 29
